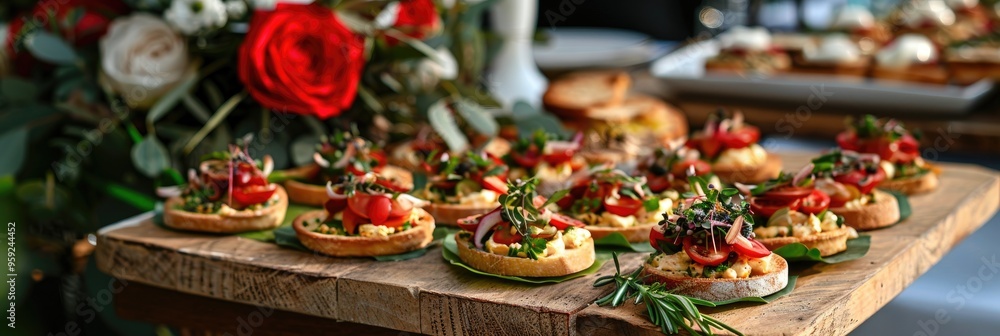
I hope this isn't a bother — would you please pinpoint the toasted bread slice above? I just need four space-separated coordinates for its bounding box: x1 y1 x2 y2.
455 233 596 277
713 153 783 184
641 255 789 302
948 61 1000 85
293 208 435 257
871 64 949 85
543 71 631 118
758 227 856 257
831 189 900 231
586 223 656 243
878 171 939 195
163 185 288 233
284 164 414 206
424 203 497 226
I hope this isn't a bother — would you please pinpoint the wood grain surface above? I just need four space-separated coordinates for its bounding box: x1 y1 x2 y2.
96 152 999 336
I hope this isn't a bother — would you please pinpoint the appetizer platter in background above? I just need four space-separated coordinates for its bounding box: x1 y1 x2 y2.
652 2 1000 114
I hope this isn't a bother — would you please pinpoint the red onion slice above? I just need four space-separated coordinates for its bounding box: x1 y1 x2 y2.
792 163 814 186
473 210 503 249
326 181 347 199
262 155 274 176
725 216 744 245
314 152 330 168
396 193 429 208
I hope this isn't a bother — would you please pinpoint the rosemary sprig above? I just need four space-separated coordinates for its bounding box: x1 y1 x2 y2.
593 253 744 336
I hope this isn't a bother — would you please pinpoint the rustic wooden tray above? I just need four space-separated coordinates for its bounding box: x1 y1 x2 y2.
95 152 999 336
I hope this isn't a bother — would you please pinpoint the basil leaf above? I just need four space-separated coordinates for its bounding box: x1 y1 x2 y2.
593 232 656 253
772 235 871 264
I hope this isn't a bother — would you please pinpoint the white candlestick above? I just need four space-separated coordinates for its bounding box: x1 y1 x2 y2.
488 0 548 111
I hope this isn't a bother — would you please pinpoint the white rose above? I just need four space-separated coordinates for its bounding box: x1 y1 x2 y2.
225 0 248 19
165 0 228 35
100 14 194 108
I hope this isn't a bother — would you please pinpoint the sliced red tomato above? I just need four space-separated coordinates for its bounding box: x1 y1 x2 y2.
670 159 712 178
732 239 771 258
388 197 413 218
603 196 643 217
750 196 800 218
717 126 760 150
491 222 523 245
836 132 859 151
549 213 586 229
510 151 541 168
543 150 576 166
683 237 731 266
341 208 365 235
232 184 277 205
367 196 392 225
480 176 509 194
833 168 885 195
688 137 723 159
378 211 411 229
646 174 672 193
649 225 672 252
763 186 813 202
375 178 410 193
324 198 347 216
456 215 481 232
798 189 830 215
827 184 860 208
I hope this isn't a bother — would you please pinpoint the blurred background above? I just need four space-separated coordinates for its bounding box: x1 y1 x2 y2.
2 0 999 335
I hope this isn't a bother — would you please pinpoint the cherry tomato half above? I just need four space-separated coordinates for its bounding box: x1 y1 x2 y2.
367 196 392 225
732 238 771 258
603 196 644 217
480 176 509 194
833 168 885 195
341 208 366 235
549 213 586 230
836 132 859 151
670 159 712 178
717 126 760 150
649 225 674 252
646 173 672 193
762 186 813 202
683 237 731 266
510 150 541 168
750 196 801 218
324 198 347 216
491 222 523 245
798 189 831 215
232 184 277 205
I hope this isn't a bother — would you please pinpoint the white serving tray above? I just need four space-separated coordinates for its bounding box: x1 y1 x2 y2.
650 39 995 114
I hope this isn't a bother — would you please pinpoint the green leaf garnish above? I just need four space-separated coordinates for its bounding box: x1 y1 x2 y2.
772 235 871 264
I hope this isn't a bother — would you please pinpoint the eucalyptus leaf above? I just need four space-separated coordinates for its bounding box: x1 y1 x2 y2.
710 275 798 305
0 104 60 135
593 232 656 253
515 114 569 139
131 135 171 178
0 127 29 176
511 101 538 119
428 99 469 153
773 235 871 264
455 99 498 137
148 71 200 124
442 233 607 283
24 31 78 65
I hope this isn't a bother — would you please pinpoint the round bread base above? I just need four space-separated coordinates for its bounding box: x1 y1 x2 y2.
163 185 288 233
641 255 789 302
831 190 901 231
284 165 415 206
292 208 435 257
713 153 783 185
586 223 657 243
871 65 949 85
454 234 596 277
758 227 854 257
424 203 497 226
878 171 939 195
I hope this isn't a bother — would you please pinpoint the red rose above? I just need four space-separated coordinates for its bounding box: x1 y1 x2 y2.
238 4 365 119
389 0 441 44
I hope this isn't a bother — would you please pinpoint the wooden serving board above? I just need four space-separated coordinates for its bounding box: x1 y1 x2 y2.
95 152 999 336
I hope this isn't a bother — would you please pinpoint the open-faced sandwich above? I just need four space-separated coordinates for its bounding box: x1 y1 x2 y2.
504 131 587 196
644 187 788 301
705 26 791 75
872 34 949 85
417 150 510 225
284 131 412 206
552 167 675 243
809 149 900 230
453 178 595 277
946 34 1000 85
685 110 781 184
388 127 510 172
837 115 939 194
160 144 287 233
292 173 434 257
741 169 859 256
826 4 892 52
792 33 870 79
